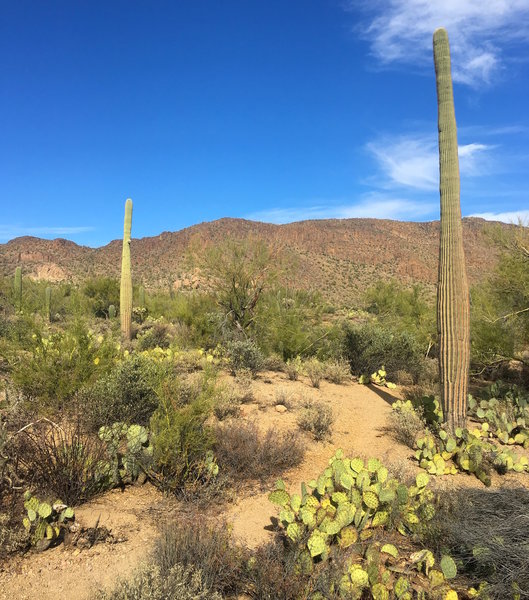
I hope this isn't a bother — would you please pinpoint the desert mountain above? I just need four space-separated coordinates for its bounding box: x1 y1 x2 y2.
0 217 507 305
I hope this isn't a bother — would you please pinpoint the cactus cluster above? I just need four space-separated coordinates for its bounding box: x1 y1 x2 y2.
269 452 465 599
98 422 153 485
358 366 396 389
23 491 74 551
335 543 458 600
469 386 529 448
269 451 435 566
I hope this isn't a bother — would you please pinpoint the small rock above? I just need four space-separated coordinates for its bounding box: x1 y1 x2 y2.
275 404 288 413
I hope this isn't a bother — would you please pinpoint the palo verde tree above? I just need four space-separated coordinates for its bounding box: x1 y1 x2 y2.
434 28 470 431
120 198 133 341
192 236 277 335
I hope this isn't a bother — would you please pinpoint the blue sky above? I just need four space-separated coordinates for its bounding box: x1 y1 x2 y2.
1 0 529 246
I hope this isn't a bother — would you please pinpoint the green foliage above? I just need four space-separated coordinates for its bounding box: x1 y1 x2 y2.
269 451 459 598
358 366 396 389
82 277 120 318
468 382 529 449
11 322 117 412
364 280 435 350
285 355 303 381
22 491 74 551
78 354 163 431
322 359 351 384
344 323 425 383
14 266 22 312
394 400 529 485
224 339 264 376
149 372 219 494
44 286 52 322
303 357 324 388
98 422 153 486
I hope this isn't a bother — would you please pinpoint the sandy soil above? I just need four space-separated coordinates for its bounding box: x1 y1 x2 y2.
1 371 527 599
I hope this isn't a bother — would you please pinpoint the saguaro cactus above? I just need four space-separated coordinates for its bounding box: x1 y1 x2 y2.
433 28 470 431
120 198 133 340
45 286 52 322
108 304 116 319
14 267 22 312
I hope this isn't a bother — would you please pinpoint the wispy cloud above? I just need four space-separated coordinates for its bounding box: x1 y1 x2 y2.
0 225 94 241
367 134 493 190
353 0 529 85
247 195 435 224
468 209 529 223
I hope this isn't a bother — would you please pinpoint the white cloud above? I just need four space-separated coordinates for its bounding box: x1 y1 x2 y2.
0 225 94 241
353 0 529 85
367 135 492 190
468 209 529 223
247 195 435 224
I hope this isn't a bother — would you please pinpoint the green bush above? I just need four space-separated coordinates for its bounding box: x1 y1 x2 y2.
149 372 218 495
344 323 425 382
82 277 120 319
78 354 163 431
298 400 334 440
224 339 264 376
11 321 117 413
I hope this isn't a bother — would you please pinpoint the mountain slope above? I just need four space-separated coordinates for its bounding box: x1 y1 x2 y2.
0 217 507 305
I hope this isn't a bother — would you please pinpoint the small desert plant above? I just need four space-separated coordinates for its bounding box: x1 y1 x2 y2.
22 491 75 551
303 357 324 388
0 512 29 558
16 420 109 505
262 352 285 372
214 421 304 482
137 321 172 350
213 389 241 420
322 359 350 384
274 387 294 408
297 400 333 440
95 563 220 600
154 520 244 596
388 400 427 448
224 339 264 376
285 356 302 381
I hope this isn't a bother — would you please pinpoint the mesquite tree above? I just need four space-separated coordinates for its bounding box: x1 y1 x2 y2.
433 28 470 431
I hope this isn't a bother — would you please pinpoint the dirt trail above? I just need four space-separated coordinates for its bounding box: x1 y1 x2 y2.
2 372 526 598
225 374 412 547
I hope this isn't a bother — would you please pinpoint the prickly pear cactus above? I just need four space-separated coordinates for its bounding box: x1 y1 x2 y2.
22 491 74 551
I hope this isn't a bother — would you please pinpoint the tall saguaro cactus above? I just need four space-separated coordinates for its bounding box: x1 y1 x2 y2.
433 28 470 431
14 267 22 312
120 198 133 341
45 286 52 322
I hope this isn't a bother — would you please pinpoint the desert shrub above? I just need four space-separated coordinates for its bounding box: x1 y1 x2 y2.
274 387 294 409
303 357 324 388
262 352 285 372
224 339 264 376
213 389 241 420
214 421 304 482
233 369 254 402
11 322 117 413
95 563 220 600
78 354 163 431
323 359 350 384
285 356 302 381
137 321 172 350
344 323 425 382
0 512 28 558
297 400 333 440
16 420 109 505
425 487 529 599
387 400 427 448
154 520 244 596
149 372 218 496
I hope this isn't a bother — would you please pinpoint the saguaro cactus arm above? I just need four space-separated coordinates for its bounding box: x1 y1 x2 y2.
120 198 133 341
434 27 470 431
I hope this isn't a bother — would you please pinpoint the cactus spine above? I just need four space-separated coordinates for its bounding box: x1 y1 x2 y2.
120 198 133 340
14 267 22 312
433 28 470 432
45 286 52 322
